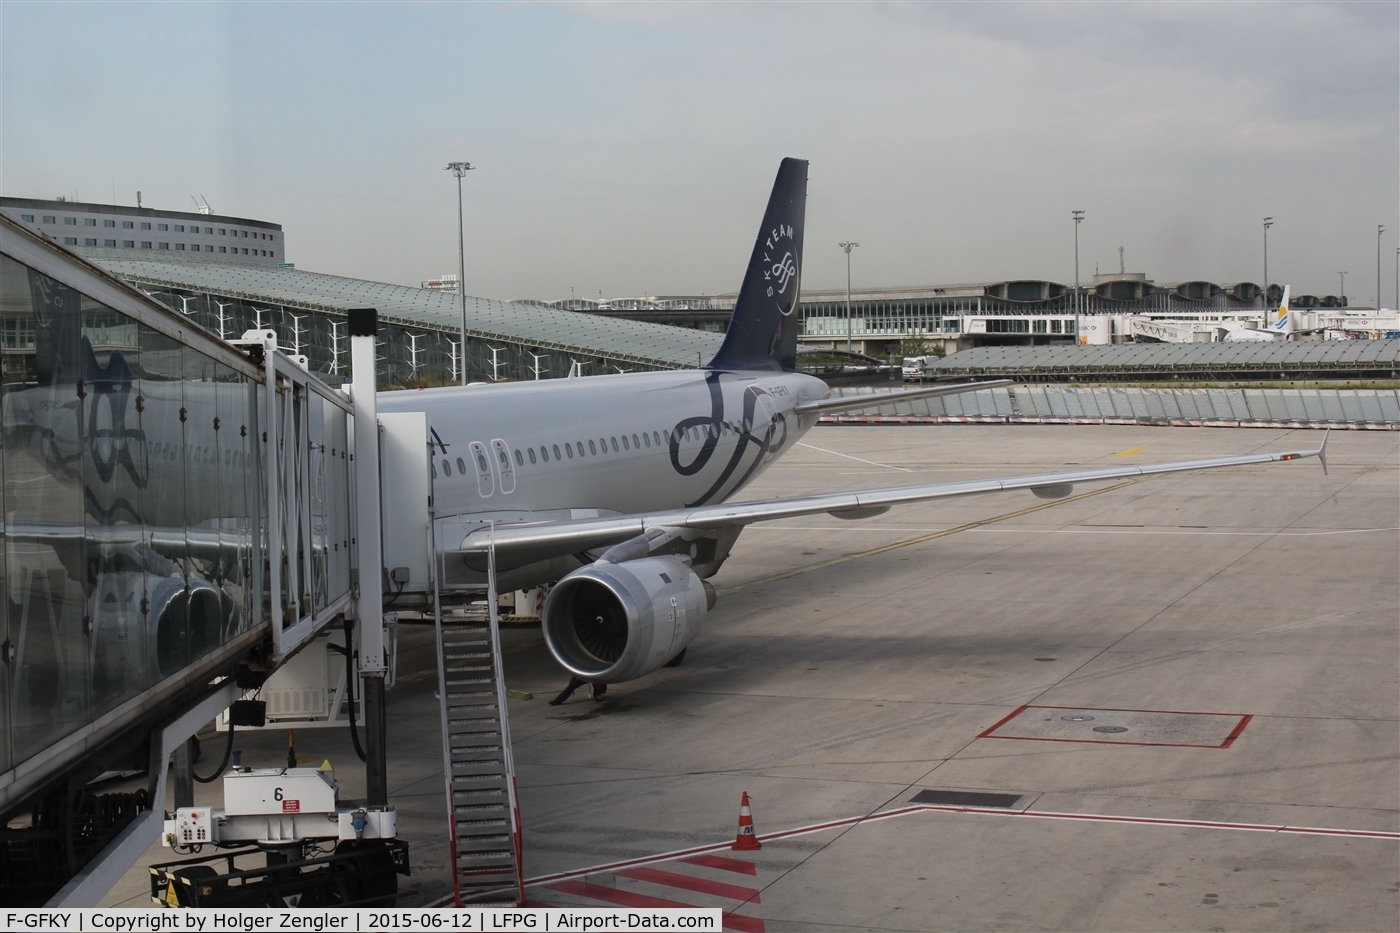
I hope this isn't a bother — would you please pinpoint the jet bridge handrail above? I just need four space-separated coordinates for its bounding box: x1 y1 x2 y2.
486 530 526 906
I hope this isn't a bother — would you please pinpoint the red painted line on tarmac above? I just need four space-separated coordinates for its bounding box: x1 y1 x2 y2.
616 866 761 903
549 880 692 908
1026 703 1251 718
1221 714 1254 748
980 705 1254 749
983 734 1243 749
977 704 1030 738
550 881 766 933
682 854 759 875
720 913 767 933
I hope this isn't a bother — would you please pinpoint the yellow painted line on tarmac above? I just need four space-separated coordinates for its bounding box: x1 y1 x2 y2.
716 478 1143 595
1113 445 1148 457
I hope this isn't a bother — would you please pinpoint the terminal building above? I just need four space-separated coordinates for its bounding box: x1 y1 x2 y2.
556 275 1383 358
0 197 285 266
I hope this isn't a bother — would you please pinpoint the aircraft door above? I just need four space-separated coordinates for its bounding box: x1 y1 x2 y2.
468 441 494 498
491 439 515 494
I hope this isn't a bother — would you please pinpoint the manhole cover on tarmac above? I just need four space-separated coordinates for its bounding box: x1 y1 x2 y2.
910 789 1023 808
978 705 1253 748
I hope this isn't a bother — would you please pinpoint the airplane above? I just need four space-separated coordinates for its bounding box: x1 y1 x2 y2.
378 157 1327 688
1224 285 1294 340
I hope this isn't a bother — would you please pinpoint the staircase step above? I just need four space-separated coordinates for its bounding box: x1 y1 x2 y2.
437 587 520 904
458 849 515 862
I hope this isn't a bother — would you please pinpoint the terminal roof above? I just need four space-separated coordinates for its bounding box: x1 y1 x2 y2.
84 252 725 368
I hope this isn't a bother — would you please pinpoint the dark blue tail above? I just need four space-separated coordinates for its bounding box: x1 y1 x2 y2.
707 158 807 372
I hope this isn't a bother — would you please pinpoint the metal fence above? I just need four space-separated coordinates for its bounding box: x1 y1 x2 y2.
819 385 1400 429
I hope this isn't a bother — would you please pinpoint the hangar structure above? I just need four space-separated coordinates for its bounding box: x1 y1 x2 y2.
59 250 724 387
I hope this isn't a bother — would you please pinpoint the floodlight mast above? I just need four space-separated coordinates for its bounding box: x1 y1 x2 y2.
446 161 475 385
1378 225 1385 310
1263 217 1274 301
1072 211 1085 342
839 242 859 353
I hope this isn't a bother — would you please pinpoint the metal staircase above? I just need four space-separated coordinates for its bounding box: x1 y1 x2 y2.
432 538 524 905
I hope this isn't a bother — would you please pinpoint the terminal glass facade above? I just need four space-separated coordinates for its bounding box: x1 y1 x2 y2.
0 253 262 773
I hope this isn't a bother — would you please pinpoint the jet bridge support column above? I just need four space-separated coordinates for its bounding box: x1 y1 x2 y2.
350 308 389 807
171 739 195 810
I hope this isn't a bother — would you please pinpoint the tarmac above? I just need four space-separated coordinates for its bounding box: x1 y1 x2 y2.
102 424 1400 932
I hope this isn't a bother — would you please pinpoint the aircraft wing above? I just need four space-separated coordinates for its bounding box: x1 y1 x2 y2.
454 434 1328 556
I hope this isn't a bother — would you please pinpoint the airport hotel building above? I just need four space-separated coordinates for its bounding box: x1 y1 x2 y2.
0 197 284 264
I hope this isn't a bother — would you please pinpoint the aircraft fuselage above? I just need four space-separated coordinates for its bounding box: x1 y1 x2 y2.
376 368 827 530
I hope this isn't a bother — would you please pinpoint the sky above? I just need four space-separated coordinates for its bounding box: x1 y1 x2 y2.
3 2 1397 305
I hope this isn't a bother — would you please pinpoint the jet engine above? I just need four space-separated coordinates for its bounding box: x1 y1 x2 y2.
542 555 715 683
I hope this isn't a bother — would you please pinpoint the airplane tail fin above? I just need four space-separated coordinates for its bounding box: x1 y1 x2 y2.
1269 285 1293 333
707 158 808 372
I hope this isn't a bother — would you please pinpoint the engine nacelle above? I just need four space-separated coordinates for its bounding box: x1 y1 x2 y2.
542 556 714 683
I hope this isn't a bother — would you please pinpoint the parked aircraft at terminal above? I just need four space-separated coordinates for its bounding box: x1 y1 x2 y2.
1224 285 1296 340
379 158 1328 688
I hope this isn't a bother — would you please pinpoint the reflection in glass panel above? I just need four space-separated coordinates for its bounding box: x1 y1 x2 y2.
214 364 252 640
136 324 189 679
182 345 225 666
2 255 92 761
0 250 269 774
84 292 152 717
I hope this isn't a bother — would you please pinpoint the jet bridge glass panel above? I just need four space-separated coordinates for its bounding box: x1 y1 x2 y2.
0 252 265 775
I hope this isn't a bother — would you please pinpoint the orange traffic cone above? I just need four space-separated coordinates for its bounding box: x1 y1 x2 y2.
731 791 761 851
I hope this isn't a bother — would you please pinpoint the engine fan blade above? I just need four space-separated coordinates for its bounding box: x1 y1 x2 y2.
570 583 628 664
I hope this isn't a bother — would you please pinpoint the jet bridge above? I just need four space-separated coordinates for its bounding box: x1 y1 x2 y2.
0 218 420 907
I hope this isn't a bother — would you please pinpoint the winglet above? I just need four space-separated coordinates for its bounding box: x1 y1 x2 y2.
1317 427 1329 476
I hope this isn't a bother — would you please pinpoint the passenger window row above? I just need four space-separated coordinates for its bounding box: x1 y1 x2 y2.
431 419 756 481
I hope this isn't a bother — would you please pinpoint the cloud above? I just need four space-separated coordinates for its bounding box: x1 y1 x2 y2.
2 1 1395 301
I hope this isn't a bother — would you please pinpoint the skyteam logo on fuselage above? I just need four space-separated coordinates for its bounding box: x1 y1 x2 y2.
762 224 799 316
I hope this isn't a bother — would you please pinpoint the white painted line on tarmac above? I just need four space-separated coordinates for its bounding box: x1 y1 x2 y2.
514 805 1400 891
743 525 1398 537
795 442 914 472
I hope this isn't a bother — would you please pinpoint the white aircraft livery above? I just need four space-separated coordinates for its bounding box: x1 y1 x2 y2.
378 158 1326 686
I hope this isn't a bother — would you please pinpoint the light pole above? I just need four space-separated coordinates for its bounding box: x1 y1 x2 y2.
839 242 859 353
1262 217 1274 301
1395 247 1398 311
1072 210 1085 342
1338 271 1347 302
445 161 475 385
1378 225 1385 310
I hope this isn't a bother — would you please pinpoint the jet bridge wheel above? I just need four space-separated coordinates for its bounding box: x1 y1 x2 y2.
330 840 400 906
